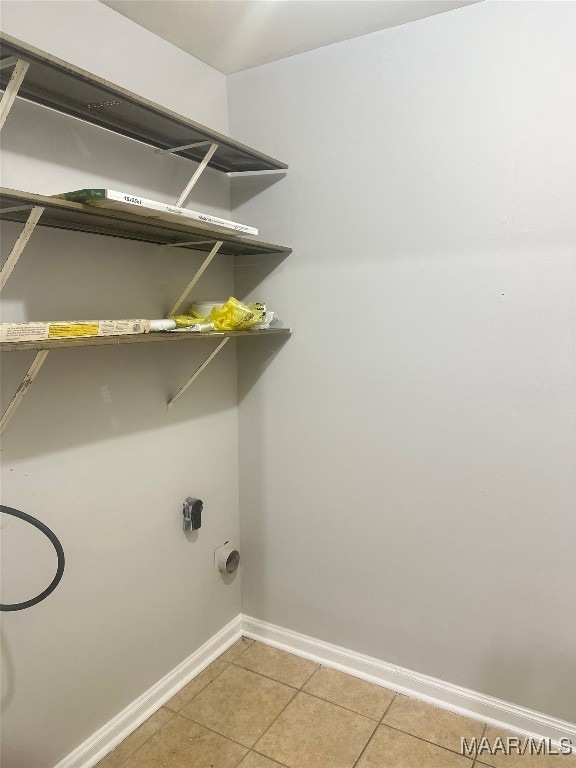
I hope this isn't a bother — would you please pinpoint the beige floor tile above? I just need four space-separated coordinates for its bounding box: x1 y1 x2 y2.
382 694 484 753
96 707 175 767
481 727 576 767
120 713 247 768
255 691 376 768
233 641 319 688
179 664 296 747
238 752 288 768
356 724 473 768
164 659 228 712
303 666 395 720
219 637 255 662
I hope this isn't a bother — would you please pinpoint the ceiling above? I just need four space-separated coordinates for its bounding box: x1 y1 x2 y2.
100 0 480 75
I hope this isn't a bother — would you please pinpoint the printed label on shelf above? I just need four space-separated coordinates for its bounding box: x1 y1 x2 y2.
48 323 99 338
0 322 49 343
1 320 150 343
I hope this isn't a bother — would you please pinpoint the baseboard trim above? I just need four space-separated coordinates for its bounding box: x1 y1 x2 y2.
241 614 576 746
54 612 575 767
54 615 242 768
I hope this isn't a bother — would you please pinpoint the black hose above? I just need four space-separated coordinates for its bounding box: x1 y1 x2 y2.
0 505 65 611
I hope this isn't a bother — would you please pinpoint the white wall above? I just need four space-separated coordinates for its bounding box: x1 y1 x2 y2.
0 4 241 767
229 1 576 723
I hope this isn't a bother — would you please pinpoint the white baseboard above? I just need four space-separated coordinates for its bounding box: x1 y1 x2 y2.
241 614 576 747
54 612 575 768
53 615 242 768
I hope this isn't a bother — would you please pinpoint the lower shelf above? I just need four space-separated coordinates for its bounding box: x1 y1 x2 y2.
0 327 291 352
0 327 291 432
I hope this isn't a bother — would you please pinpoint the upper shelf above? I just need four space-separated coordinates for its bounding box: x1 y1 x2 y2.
0 33 288 174
0 188 292 258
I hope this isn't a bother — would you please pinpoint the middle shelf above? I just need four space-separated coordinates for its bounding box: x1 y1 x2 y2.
0 187 292 257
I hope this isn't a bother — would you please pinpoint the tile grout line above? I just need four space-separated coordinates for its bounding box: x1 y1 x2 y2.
229 659 399 724
350 716 385 767
174 709 276 753
223 636 255 663
229 644 322 761
249 748 293 768
350 692 398 768
379 721 486 760
299 661 322 689
99 654 235 766
229 660 306 691
247 684 300 751
379 693 398 724
100 708 178 768
472 722 489 768
166 659 231 713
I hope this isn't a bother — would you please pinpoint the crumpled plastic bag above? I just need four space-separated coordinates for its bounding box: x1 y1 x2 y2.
171 309 209 328
210 297 266 331
171 297 266 331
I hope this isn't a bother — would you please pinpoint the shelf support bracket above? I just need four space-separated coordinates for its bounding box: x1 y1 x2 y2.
157 140 213 154
168 338 229 408
0 58 30 130
0 206 45 292
0 351 49 434
168 240 223 317
163 239 215 249
175 142 219 208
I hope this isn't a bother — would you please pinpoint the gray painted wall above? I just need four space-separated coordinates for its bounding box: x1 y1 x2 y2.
0 4 241 766
229 1 576 722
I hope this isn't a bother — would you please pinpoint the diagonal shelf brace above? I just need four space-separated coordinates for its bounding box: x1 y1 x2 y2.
163 239 216 248
156 140 213 154
168 337 230 408
0 57 20 70
176 142 219 208
0 58 30 130
0 206 45 291
0 350 49 434
168 240 223 317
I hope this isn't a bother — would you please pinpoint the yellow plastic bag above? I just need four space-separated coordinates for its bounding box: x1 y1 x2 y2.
171 310 206 328
171 297 265 331
209 297 266 331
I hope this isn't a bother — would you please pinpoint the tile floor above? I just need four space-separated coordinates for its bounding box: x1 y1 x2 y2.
96 638 576 768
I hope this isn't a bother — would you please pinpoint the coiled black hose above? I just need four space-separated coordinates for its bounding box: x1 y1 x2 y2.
0 505 65 611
